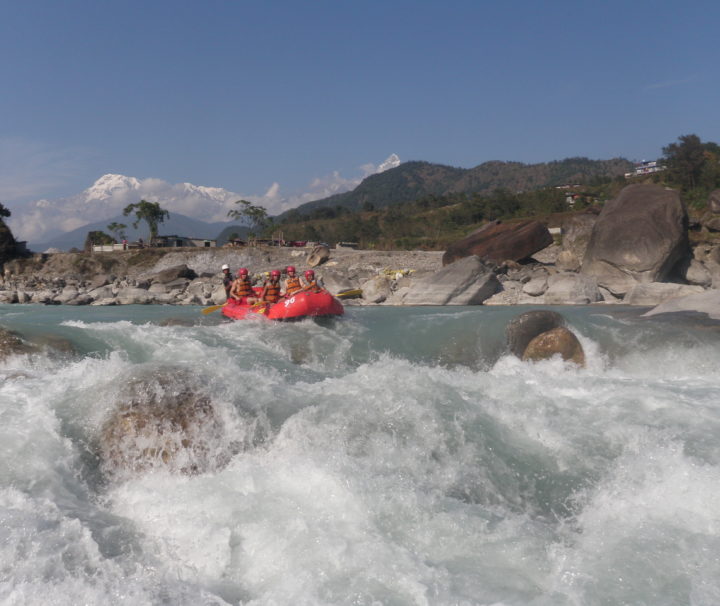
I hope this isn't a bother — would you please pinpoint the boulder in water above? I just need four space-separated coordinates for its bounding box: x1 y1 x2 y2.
0 326 35 358
99 370 226 477
522 326 586 367
505 310 565 357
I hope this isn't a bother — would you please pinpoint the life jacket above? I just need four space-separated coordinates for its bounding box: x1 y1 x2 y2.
305 279 320 292
233 277 253 297
285 276 302 296
263 280 281 303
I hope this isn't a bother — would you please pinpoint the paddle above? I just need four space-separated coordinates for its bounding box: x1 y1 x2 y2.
336 288 362 299
201 303 225 315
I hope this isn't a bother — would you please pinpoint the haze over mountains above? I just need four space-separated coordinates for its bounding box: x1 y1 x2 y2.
11 153 634 252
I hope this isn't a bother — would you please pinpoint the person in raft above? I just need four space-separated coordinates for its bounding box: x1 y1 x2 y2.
221 264 233 298
282 266 303 297
301 269 322 292
229 268 257 304
259 269 282 303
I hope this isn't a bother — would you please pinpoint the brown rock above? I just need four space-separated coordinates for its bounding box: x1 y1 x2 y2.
522 326 586 367
442 220 552 266
581 184 690 295
505 310 565 357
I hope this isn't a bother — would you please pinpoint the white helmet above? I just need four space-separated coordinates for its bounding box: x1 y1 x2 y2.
221 264 229 270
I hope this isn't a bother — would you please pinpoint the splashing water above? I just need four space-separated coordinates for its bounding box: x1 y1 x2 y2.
1 304 719 605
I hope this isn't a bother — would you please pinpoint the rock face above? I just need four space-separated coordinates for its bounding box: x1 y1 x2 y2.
561 212 597 264
402 255 499 305
99 370 226 477
522 326 586 367
505 310 566 357
581 184 691 295
442 220 553 266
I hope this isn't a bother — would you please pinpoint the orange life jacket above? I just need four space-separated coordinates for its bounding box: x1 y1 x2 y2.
263 280 281 303
285 276 302 295
233 277 253 297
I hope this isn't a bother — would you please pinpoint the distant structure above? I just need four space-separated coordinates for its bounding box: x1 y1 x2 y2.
625 160 666 179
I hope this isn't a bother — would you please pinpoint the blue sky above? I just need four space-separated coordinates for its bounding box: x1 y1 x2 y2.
2 0 719 214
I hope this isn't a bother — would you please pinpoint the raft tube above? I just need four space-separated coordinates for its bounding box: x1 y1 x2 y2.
222 289 344 321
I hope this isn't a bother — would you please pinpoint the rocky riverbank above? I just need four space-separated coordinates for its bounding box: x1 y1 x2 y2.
1 184 720 320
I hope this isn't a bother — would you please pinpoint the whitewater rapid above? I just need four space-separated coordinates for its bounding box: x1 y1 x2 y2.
1 304 719 605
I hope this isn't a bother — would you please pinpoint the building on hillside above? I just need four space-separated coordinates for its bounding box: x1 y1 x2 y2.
154 235 216 248
625 160 666 178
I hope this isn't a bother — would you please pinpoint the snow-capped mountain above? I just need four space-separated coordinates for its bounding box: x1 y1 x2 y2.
8 153 402 251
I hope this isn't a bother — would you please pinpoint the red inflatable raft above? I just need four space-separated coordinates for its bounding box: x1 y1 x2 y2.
221 289 344 321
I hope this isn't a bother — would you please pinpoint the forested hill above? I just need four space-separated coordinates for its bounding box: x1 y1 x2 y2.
278 157 633 220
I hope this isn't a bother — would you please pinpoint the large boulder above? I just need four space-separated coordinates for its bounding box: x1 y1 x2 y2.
622 283 705 306
522 326 586 367
505 310 566 357
643 289 720 320
402 255 499 305
307 244 331 267
561 212 597 261
151 264 197 284
99 369 227 477
442 220 553 266
581 184 691 295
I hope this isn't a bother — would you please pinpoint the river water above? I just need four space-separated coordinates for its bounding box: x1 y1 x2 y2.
1 303 719 605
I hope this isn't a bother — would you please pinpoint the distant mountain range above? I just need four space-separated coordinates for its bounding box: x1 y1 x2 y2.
278 157 634 219
33 213 250 252
17 155 635 251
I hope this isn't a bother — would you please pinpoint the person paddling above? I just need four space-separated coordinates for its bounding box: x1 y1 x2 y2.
283 266 303 297
302 269 322 292
221 264 233 297
230 268 257 304
259 270 282 303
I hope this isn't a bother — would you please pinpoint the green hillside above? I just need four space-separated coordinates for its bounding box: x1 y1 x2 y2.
278 157 634 222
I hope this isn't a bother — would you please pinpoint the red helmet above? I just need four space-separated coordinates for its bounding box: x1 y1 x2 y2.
286 265 296 273
304 270 315 279
237 268 248 277
270 269 281 278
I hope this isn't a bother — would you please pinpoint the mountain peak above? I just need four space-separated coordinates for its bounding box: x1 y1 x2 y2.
377 154 401 173
84 174 141 201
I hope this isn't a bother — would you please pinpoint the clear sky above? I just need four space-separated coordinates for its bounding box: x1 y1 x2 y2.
2 0 719 213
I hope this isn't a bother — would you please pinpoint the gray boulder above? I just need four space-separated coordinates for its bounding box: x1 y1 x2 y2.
152 264 197 284
307 245 331 267
709 189 720 214
561 212 597 261
643 289 720 320
623 283 705 306
402 255 499 305
361 275 392 304
683 259 712 287
581 184 690 295
505 310 566 357
544 273 601 304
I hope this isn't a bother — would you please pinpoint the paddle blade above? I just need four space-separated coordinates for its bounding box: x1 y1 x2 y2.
201 304 224 315
336 289 362 299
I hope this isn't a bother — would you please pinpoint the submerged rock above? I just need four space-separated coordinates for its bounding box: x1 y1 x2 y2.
99 369 228 478
522 326 586 367
505 310 566 358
